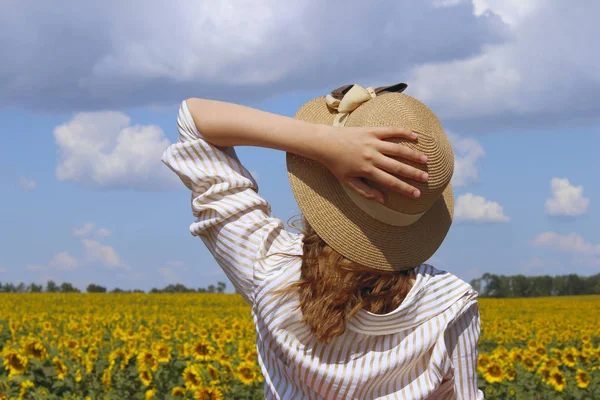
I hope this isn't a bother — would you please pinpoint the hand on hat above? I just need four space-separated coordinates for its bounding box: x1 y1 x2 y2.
319 126 428 204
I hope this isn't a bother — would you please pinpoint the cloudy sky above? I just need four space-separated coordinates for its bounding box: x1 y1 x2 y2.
1 0 599 292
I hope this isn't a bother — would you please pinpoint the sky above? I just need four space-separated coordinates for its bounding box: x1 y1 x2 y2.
1 0 599 292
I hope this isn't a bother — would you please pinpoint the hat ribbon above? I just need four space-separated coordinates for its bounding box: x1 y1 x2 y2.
325 84 376 127
325 81 426 226
325 82 408 127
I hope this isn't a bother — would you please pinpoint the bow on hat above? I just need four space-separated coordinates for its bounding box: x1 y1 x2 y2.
325 82 408 127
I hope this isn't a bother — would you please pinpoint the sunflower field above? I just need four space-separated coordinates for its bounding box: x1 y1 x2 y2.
0 293 598 400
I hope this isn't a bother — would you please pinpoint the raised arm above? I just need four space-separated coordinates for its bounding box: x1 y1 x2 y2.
185 98 429 201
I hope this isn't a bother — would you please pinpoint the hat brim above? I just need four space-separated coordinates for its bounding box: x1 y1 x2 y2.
287 153 453 271
286 93 454 271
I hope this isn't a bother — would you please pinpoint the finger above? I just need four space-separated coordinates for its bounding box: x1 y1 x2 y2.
374 154 428 182
378 141 428 164
373 126 417 140
345 178 385 204
366 168 421 198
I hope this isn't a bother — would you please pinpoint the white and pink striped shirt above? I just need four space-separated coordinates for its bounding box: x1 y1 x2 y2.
162 100 484 399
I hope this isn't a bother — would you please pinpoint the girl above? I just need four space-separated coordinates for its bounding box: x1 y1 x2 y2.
162 82 483 399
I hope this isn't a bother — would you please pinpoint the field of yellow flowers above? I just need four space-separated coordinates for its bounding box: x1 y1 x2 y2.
0 293 598 399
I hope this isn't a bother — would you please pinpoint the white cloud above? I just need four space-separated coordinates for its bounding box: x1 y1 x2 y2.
532 232 600 255
448 132 485 187
72 222 96 238
54 111 179 190
545 178 589 216
19 176 36 191
408 1 600 129
81 239 129 270
454 193 509 222
0 1 505 114
472 0 539 26
72 222 113 238
0 267 6 273
96 228 112 238
48 251 79 271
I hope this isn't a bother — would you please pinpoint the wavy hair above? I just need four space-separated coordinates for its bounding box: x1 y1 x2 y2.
273 216 415 344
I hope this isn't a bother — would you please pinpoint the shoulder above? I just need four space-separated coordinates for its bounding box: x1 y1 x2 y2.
414 264 480 308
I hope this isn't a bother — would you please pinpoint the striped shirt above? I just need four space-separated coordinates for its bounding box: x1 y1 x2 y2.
162 100 484 400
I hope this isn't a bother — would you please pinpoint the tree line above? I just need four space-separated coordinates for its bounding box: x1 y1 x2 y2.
0 280 227 294
470 273 600 298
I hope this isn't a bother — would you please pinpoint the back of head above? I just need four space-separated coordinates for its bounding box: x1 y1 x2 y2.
277 216 415 344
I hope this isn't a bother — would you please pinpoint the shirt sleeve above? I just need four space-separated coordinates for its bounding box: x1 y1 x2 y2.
444 299 484 400
161 99 296 305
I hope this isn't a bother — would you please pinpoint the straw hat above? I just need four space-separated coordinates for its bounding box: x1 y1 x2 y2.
286 82 454 271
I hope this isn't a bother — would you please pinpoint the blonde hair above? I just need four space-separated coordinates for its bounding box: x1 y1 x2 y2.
273 216 415 344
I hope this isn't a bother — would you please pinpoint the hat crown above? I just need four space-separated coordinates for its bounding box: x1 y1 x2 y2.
288 85 455 270
344 93 454 215
295 91 454 216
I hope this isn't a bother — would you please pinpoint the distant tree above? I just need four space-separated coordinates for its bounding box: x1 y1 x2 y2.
471 272 600 298
27 283 43 293
46 280 59 293
197 288 207 293
110 287 124 293
87 284 107 293
59 282 80 293
207 284 215 293
16 282 26 293
216 281 226 293
132 289 145 293
2 283 16 293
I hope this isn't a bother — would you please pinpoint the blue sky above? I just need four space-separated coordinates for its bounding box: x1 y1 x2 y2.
1 0 599 292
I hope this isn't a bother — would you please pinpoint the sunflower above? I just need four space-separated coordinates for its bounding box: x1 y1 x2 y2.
172 387 187 397
137 351 159 372
160 324 172 340
547 368 566 392
3 349 28 377
245 349 258 364
24 339 48 361
522 356 537 372
545 358 559 369
237 361 256 385
562 348 577 368
581 333 590 343
183 365 204 389
65 338 80 353
145 388 156 400
482 361 503 384
85 355 95 373
477 354 490 372
508 387 517 397
101 368 112 390
75 368 82 383
154 342 171 363
52 356 68 380
88 346 99 360
576 368 590 389
139 368 153 386
503 365 516 381
194 386 224 400
192 339 215 361
18 379 34 399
